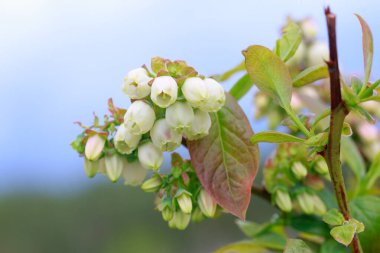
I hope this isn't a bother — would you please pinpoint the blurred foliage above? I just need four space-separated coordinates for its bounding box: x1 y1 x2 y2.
0 183 274 253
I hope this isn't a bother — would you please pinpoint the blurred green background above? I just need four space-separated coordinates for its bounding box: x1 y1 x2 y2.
0 182 273 253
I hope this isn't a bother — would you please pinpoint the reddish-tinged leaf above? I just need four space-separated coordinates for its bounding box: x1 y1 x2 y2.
355 14 373 84
188 93 259 220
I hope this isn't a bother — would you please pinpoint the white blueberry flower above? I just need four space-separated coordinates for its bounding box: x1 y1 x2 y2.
307 41 329 66
182 77 208 108
122 160 147 186
199 78 225 112
84 158 99 178
114 124 141 154
122 67 152 99
297 192 314 214
275 190 292 212
105 154 125 182
165 101 194 132
138 141 164 171
176 190 192 214
172 211 191 230
150 76 178 108
198 189 217 217
85 134 106 161
184 109 211 140
124 101 156 135
150 119 182 152
301 19 318 41
291 162 308 180
312 194 326 215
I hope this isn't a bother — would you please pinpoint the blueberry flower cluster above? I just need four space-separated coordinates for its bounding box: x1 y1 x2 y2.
71 58 224 228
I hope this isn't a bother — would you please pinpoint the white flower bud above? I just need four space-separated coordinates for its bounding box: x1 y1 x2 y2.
150 119 182 152
105 154 125 182
85 134 106 161
173 211 191 230
198 189 217 217
184 109 211 140
307 41 329 66
150 76 178 108
141 174 162 192
165 102 194 132
162 206 174 222
312 194 327 215
114 124 141 154
138 141 164 171
122 160 147 186
122 67 152 99
301 19 318 41
297 192 314 214
291 162 308 180
286 42 306 66
182 77 208 108
84 158 99 178
199 78 225 112
124 101 156 135
275 190 292 212
176 190 193 214
315 159 329 175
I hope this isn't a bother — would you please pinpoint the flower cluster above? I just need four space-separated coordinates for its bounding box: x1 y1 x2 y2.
71 57 225 228
142 153 220 230
263 143 328 215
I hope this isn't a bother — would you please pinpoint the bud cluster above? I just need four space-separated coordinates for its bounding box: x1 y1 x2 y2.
263 143 328 215
141 153 219 230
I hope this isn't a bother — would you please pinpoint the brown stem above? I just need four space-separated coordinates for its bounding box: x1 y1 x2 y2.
324 7 362 253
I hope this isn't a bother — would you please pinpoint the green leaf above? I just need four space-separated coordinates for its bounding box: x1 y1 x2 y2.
188 93 259 220
341 137 366 181
323 209 345 226
350 196 380 253
236 220 272 238
214 61 245 82
213 240 268 253
229 74 253 100
358 152 380 195
355 14 373 85
243 45 293 109
350 104 375 124
70 133 85 154
305 132 328 147
289 214 330 237
275 21 302 62
330 223 356 247
320 239 349 253
284 239 312 253
251 131 305 144
351 76 363 94
293 64 329 87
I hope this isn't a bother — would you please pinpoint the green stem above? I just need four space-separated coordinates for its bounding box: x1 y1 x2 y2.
285 107 311 138
359 78 380 99
311 109 331 133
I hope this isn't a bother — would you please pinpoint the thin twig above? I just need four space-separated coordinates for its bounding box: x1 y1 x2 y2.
324 7 362 253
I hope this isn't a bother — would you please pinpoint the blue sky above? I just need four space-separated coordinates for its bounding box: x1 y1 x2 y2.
0 0 379 193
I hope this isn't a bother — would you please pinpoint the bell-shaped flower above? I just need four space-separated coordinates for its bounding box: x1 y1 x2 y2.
84 158 99 178
150 76 178 108
114 124 141 154
198 189 217 217
124 101 156 135
175 189 193 214
182 77 208 108
274 189 292 212
150 119 182 152
122 160 147 186
85 134 106 161
184 109 211 140
173 211 191 230
105 154 125 182
165 101 194 132
307 41 329 66
297 192 314 214
312 194 326 215
122 67 152 99
315 159 329 175
291 162 308 180
138 141 163 171
199 78 225 112
141 174 162 192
